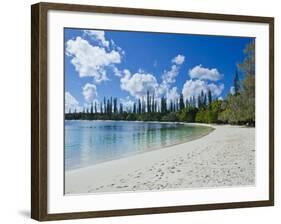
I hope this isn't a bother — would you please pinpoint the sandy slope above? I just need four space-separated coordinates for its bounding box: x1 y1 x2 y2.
65 125 255 194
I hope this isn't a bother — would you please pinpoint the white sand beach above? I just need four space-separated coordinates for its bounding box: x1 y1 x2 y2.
65 125 255 194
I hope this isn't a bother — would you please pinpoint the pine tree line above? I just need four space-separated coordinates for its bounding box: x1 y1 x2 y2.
67 90 214 115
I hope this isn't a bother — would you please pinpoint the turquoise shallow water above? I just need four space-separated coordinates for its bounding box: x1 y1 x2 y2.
64 120 213 171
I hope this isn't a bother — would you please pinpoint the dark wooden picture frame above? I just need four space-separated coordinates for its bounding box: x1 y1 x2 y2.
31 2 274 221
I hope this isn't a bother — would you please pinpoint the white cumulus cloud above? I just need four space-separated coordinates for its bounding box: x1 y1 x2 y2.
162 55 185 85
65 92 82 113
83 30 110 48
158 54 185 97
172 54 185 65
182 79 224 100
113 67 122 77
189 64 222 81
66 37 121 83
82 83 98 103
162 65 180 84
120 69 158 98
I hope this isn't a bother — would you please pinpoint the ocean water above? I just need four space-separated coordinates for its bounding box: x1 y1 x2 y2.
65 120 213 171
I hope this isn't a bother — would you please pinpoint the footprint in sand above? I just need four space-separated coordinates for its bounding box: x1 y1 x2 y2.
116 185 128 189
169 166 176 171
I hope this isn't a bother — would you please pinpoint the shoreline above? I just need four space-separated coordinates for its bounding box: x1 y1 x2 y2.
66 119 211 124
65 125 255 194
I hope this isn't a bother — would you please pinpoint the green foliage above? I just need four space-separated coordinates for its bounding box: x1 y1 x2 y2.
161 112 178 122
177 107 198 122
195 109 205 123
218 109 230 123
190 99 225 124
221 93 255 125
197 110 217 124
126 113 136 121
219 42 255 126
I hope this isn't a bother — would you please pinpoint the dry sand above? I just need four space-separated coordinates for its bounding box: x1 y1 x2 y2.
65 125 255 194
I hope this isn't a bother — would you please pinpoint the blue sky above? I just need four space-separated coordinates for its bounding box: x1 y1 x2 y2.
64 28 254 112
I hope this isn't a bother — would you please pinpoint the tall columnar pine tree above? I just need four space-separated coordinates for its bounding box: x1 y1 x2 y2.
233 70 240 95
90 103 93 114
113 98 118 114
203 93 207 107
133 103 136 114
179 93 185 110
142 97 146 114
138 99 141 114
107 98 109 114
103 97 106 114
119 103 123 114
161 97 167 113
208 89 212 105
95 102 97 113
110 97 113 114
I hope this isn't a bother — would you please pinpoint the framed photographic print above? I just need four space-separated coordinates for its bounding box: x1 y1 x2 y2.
31 2 274 221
